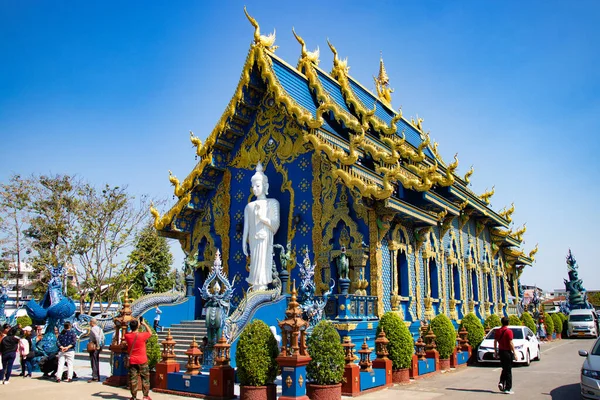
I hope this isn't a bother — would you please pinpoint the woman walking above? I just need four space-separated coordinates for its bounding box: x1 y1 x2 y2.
0 327 21 384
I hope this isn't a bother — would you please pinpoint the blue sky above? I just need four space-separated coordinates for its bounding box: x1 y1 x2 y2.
1 1 599 291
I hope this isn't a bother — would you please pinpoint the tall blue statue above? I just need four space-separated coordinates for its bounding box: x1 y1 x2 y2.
564 250 592 310
25 264 76 356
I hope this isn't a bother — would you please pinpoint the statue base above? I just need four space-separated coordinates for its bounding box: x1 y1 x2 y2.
209 365 236 399
155 360 181 390
143 287 155 295
338 278 351 295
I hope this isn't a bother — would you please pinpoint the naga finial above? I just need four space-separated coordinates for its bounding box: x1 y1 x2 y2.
243 7 277 51
412 114 424 131
464 165 474 184
149 202 161 229
292 28 320 65
499 202 515 223
168 170 181 196
327 39 349 74
190 131 202 155
437 208 448 222
479 185 495 205
447 153 459 173
513 223 527 241
529 243 539 260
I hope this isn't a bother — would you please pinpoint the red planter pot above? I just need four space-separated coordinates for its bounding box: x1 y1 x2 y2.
439 359 451 371
240 385 268 400
307 383 342 400
392 368 410 384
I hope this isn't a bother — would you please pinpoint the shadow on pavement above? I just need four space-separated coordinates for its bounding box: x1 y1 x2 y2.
446 387 503 395
91 392 131 400
548 383 580 400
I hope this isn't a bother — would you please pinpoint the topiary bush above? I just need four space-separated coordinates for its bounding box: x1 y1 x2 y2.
306 320 345 385
17 315 32 328
551 313 562 335
236 320 279 387
376 312 414 370
430 313 456 359
144 326 161 370
508 315 522 326
485 314 502 329
459 313 485 350
543 312 554 337
521 312 537 334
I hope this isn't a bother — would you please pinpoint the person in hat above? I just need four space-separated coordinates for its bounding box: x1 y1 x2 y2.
19 326 33 377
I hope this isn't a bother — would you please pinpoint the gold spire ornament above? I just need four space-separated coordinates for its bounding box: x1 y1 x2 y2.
499 202 515 223
190 131 202 156
528 243 539 260
244 7 277 52
373 52 393 106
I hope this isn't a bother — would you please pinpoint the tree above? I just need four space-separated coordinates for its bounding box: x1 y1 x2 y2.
70 184 151 314
128 222 174 299
0 174 34 306
25 174 81 299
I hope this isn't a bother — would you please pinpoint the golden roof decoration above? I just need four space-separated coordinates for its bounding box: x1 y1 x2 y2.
513 223 527 241
479 185 495 205
327 39 349 75
374 52 393 106
528 243 539 260
244 7 278 52
292 28 320 65
464 165 474 184
499 202 515 224
190 131 202 156
411 115 424 131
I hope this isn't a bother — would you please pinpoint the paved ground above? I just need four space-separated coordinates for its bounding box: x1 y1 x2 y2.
0 338 593 399
359 337 594 400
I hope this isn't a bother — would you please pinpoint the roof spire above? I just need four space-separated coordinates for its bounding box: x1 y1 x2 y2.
378 51 389 85
373 51 393 106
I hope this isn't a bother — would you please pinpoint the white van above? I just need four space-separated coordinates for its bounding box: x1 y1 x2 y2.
567 309 598 338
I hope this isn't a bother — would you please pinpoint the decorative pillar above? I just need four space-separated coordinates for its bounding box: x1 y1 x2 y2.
424 327 440 372
372 330 392 386
341 336 360 396
104 291 134 387
276 283 311 400
155 329 180 390
209 333 235 399
358 338 372 372
185 337 202 375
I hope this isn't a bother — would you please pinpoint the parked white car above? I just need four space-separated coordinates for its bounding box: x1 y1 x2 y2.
579 337 600 399
477 325 541 366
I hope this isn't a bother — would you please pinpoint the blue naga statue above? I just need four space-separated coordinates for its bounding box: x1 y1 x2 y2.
25 264 76 356
564 250 592 310
199 249 233 368
297 246 334 332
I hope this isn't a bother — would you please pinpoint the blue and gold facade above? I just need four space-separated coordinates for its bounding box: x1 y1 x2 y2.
152 11 536 330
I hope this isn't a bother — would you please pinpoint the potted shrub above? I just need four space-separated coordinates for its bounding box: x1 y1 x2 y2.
459 313 484 363
146 327 161 388
543 312 554 340
551 313 563 339
485 314 501 329
377 311 414 383
306 320 345 400
236 320 279 400
430 313 455 371
508 314 521 326
521 312 536 334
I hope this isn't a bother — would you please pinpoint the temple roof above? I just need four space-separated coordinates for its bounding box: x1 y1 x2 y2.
152 11 534 267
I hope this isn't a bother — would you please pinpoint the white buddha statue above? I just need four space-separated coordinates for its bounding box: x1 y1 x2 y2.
242 162 280 291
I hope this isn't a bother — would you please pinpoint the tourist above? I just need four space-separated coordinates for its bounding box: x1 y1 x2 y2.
153 306 162 332
201 336 209 365
124 316 153 400
55 321 77 383
19 326 33 377
242 162 280 291
0 326 20 384
494 316 517 394
88 318 104 382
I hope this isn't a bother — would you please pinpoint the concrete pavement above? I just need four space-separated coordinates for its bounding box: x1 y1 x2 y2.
0 338 592 399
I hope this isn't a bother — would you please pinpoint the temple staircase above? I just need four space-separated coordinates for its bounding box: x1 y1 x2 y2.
156 319 208 364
